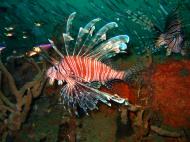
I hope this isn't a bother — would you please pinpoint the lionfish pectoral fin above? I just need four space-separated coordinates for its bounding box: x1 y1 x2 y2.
85 81 102 89
60 81 129 115
110 94 129 105
60 82 103 114
77 81 130 106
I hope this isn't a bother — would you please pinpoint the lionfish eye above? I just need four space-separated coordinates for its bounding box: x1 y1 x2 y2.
53 66 58 71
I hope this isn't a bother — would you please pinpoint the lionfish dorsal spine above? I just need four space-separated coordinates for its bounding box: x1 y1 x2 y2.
37 46 59 65
78 25 96 56
73 18 101 55
87 35 129 60
66 12 76 34
82 22 118 57
58 12 130 60
63 12 76 55
48 39 64 58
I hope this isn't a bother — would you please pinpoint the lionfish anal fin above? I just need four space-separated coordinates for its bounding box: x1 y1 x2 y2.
60 79 129 115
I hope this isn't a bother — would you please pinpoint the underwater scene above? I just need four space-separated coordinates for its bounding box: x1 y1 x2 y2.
0 0 190 141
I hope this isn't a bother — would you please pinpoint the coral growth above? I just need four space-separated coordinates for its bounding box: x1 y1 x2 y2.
0 56 46 140
152 59 190 128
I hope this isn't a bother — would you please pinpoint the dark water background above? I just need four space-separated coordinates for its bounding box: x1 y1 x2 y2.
0 0 190 57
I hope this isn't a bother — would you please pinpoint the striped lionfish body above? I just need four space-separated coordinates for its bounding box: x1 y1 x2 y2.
156 13 185 56
48 56 125 84
45 12 143 114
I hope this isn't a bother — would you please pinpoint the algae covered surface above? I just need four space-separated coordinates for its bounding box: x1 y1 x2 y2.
0 0 190 142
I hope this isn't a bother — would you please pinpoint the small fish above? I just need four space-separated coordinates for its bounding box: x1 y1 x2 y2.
4 27 14 31
26 51 38 57
33 43 52 50
156 12 185 56
45 12 144 115
34 22 42 27
4 32 14 37
0 46 6 53
26 43 52 57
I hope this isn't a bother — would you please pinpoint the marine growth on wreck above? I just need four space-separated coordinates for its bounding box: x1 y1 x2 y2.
0 0 190 142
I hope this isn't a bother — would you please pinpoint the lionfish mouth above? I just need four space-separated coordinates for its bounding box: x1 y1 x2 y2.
156 34 167 48
49 78 64 86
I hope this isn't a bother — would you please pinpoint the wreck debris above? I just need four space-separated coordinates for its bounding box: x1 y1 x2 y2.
150 125 182 137
118 103 186 141
133 108 184 139
119 106 128 125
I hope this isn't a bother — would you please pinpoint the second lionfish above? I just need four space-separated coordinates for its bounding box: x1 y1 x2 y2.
126 8 185 56
44 12 144 115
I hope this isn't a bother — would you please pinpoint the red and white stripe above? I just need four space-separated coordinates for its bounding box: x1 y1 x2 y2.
57 56 125 83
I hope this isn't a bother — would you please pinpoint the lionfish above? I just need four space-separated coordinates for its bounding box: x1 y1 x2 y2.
44 12 143 115
126 9 185 56
155 12 185 56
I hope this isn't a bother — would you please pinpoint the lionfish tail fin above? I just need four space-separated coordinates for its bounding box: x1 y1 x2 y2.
60 81 129 115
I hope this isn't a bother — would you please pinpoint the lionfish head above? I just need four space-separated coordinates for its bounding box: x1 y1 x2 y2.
155 34 167 48
46 66 57 85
